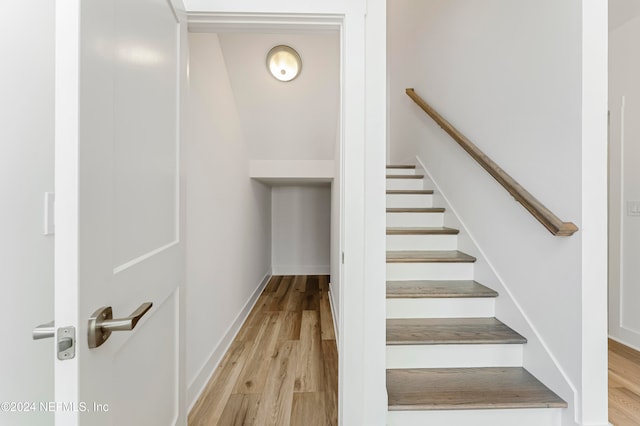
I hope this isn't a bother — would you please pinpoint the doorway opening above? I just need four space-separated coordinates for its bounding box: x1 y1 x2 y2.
183 16 342 423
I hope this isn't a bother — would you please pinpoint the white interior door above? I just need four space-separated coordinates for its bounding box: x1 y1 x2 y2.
54 0 186 425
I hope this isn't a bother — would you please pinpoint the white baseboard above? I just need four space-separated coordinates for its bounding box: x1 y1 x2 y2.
328 286 339 346
187 270 272 412
609 334 640 353
272 265 330 275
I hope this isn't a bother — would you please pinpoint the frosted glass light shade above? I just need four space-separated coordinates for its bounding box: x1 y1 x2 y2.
266 45 302 82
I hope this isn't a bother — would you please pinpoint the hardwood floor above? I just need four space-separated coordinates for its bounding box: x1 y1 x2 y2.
189 275 337 426
609 338 640 426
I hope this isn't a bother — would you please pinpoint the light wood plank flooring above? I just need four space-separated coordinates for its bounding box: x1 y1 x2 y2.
609 338 640 425
189 275 337 426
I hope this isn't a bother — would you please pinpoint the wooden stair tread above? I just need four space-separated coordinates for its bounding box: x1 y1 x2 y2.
387 227 459 235
386 174 425 179
387 367 567 410
386 317 526 345
386 190 434 195
387 165 416 169
386 207 445 213
386 280 498 298
387 250 476 263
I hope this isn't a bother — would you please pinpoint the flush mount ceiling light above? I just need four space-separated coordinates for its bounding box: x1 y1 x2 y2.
266 45 302 82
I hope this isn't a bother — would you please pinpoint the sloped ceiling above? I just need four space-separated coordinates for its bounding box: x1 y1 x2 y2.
218 32 340 161
610 0 640 31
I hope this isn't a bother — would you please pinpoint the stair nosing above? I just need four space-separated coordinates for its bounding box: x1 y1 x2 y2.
386 250 476 263
386 174 425 179
387 367 568 411
386 165 416 169
387 339 524 345
387 227 459 235
386 317 527 346
386 207 445 213
386 190 434 195
386 280 498 298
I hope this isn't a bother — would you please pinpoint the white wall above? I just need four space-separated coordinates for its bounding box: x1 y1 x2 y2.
272 185 331 274
185 32 272 408
218 32 340 160
609 14 640 351
0 2 54 425
388 1 607 424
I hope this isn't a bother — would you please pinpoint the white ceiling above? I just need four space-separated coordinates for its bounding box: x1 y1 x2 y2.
610 0 640 30
218 32 340 161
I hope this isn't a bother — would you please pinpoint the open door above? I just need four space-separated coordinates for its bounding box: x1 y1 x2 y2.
54 0 186 424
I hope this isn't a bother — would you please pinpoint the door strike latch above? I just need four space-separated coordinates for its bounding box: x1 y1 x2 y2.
57 326 75 360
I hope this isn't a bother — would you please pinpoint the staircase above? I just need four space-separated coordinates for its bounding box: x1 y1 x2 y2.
385 164 567 426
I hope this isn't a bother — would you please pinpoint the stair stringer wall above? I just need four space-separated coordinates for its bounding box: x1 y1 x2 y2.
415 155 578 426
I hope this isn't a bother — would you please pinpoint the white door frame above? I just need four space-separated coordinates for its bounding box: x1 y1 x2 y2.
183 6 387 425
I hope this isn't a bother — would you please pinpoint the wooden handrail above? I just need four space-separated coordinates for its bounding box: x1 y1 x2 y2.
406 88 578 237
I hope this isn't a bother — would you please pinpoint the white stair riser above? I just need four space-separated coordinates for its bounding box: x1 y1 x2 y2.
386 262 473 281
387 194 433 209
386 212 442 227
386 194 433 208
386 168 416 175
386 178 424 190
386 234 457 251
387 408 561 426
386 297 493 318
386 344 523 369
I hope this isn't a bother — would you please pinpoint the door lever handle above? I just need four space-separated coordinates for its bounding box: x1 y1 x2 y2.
99 302 153 332
88 302 152 349
33 320 55 340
